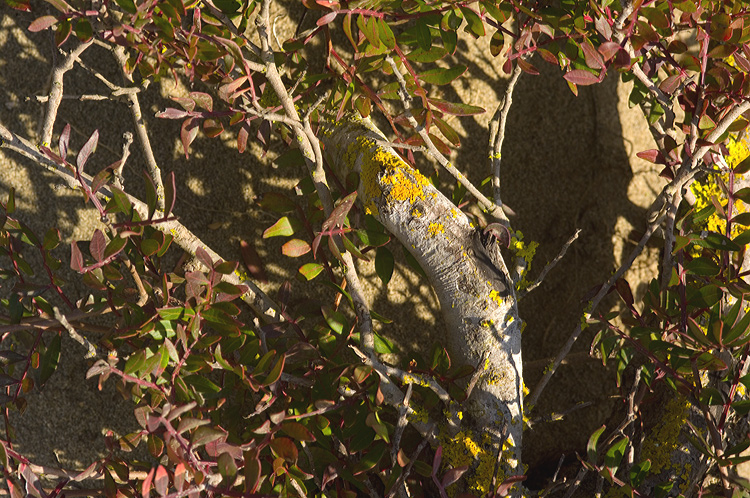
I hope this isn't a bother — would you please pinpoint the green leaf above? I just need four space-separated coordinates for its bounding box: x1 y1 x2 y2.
191 427 225 448
376 18 395 50
262 354 285 385
184 374 221 393
375 247 394 285
587 425 606 463
459 6 484 38
418 65 467 85
322 306 348 335
298 262 324 280
39 333 61 386
604 437 628 470
352 441 386 474
684 257 720 276
414 20 431 51
263 216 300 238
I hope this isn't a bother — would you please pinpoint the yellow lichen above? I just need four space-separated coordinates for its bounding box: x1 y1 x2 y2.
641 395 690 474
489 289 504 307
438 429 498 496
428 222 445 237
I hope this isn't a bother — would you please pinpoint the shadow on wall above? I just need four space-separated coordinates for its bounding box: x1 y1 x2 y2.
0 4 655 490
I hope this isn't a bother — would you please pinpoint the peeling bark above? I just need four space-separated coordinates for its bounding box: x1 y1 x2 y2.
321 115 524 487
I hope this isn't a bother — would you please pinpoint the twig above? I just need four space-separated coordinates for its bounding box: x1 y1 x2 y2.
112 47 165 212
40 40 93 147
0 122 281 321
527 220 660 408
385 56 507 222
52 307 98 358
28 94 111 103
386 436 430 498
465 350 489 399
488 64 522 223
114 131 133 189
520 228 581 297
391 383 413 468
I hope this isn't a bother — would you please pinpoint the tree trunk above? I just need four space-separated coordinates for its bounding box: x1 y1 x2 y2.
321 114 524 492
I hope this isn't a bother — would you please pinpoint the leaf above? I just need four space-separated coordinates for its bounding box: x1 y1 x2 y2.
76 129 99 173
298 262 324 280
270 437 298 463
90 229 106 262
563 69 600 86
414 20 431 51
239 240 268 283
418 65 467 85
317 11 337 26
28 15 58 31
164 171 176 218
70 241 83 272
203 118 224 138
581 41 605 69
635 149 666 164
180 117 200 158
74 17 92 42
428 98 485 116
281 422 316 442
282 239 311 257
55 18 71 46
375 247 394 285
376 18 395 50
58 123 70 160
587 425 606 463
104 236 127 259
459 6 484 38
191 427 226 448
39 333 61 386
190 92 213 112
262 354 285 385
154 465 168 497
263 216 297 238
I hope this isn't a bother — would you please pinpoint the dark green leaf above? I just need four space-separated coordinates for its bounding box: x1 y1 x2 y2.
375 247 394 285
419 65 467 85
39 333 61 386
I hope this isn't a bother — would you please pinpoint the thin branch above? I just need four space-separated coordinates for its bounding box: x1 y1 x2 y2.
520 228 581 298
488 64 522 223
385 56 507 222
52 307 97 358
0 122 281 321
40 40 93 147
28 94 111 103
527 220 660 408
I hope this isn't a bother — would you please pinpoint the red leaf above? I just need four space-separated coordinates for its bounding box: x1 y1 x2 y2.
70 241 83 272
90 229 106 262
190 92 212 112
563 69 600 86
237 125 249 153
317 11 337 26
59 123 70 160
28 15 58 32
76 129 99 172
141 467 155 498
428 98 485 116
598 41 622 61
636 149 666 164
581 41 605 69
516 57 539 75
154 465 168 497
240 240 268 283
156 108 191 119
180 117 200 157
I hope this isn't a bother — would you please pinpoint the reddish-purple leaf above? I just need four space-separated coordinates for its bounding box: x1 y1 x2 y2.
154 465 168 497
563 69 600 86
636 149 666 164
76 129 99 172
218 76 247 102
516 57 539 75
171 96 195 112
598 41 622 61
156 108 191 119
195 246 213 269
237 125 249 154
240 240 268 283
615 278 634 307
429 132 451 155
59 123 70 160
322 192 357 231
141 467 154 498
28 15 58 32
164 171 176 217
90 229 106 262
581 42 605 69
441 465 468 488
659 74 683 95
428 98 485 116
317 11 337 26
70 241 83 272
180 117 200 157
190 92 212 112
